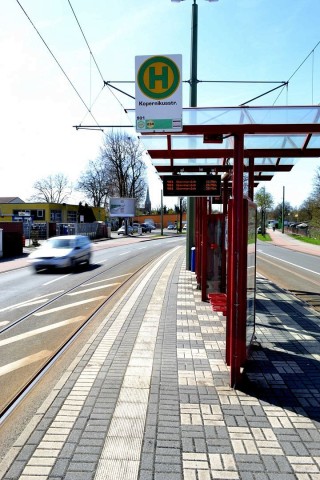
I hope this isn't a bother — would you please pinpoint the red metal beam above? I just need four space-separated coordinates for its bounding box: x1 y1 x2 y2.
148 148 320 159
155 164 293 173
142 124 320 135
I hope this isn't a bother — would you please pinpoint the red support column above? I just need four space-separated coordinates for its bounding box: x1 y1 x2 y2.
230 133 245 387
200 196 207 301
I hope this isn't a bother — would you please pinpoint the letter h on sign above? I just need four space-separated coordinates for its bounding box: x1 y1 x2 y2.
149 66 168 90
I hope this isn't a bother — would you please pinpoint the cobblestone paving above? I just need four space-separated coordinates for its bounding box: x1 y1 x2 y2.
0 249 319 480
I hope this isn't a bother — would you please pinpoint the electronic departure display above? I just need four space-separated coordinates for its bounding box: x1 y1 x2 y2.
163 175 221 197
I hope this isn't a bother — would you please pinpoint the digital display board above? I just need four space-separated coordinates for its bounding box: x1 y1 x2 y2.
163 175 221 197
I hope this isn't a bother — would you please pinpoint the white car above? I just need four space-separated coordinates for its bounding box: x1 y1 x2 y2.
117 225 133 235
28 235 92 272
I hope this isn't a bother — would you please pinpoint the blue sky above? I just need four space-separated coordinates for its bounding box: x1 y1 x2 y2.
1 0 320 209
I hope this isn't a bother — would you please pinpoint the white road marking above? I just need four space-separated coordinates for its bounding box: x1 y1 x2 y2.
67 283 120 295
84 274 131 287
0 321 9 327
43 275 70 285
0 316 85 347
0 291 64 312
119 251 131 256
0 351 51 377
257 250 320 276
34 296 106 316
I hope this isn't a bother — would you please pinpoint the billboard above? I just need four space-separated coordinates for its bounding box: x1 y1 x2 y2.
135 54 182 133
109 198 135 217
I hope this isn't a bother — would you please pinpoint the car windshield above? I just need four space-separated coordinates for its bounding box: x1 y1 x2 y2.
47 238 74 248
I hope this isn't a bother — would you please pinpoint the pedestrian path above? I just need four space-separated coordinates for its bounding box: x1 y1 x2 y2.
268 229 320 257
1 245 319 479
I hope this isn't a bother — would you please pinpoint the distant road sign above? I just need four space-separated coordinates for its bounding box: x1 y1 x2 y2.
135 54 182 133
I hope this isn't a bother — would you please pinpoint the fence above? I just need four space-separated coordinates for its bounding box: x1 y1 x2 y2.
23 222 111 244
285 225 320 240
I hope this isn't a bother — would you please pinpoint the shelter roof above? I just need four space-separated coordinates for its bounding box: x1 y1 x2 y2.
126 105 320 184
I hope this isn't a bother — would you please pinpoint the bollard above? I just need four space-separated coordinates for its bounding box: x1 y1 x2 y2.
191 247 196 272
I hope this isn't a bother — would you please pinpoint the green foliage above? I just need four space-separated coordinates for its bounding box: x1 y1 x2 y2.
257 233 272 241
254 187 274 212
272 201 293 222
78 202 96 222
287 234 320 246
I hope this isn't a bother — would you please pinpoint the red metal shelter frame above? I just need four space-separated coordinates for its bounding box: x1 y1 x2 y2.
126 105 320 386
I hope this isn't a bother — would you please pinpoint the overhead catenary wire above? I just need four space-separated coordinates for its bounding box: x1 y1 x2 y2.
20 0 318 128
67 1 129 121
16 0 103 131
67 0 104 84
287 40 320 83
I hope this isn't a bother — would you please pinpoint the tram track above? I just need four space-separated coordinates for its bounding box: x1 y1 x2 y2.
0 256 154 422
0 255 138 336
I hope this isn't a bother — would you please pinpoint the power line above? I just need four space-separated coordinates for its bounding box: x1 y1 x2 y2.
67 1 129 121
287 40 320 83
67 0 104 83
16 0 103 130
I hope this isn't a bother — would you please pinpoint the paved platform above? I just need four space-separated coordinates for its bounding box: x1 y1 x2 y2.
0 244 319 480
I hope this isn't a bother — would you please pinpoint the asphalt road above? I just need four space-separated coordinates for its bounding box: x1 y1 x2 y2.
257 239 320 312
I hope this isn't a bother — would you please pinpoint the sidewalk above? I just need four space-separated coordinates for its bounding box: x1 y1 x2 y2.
267 228 320 257
0 245 319 479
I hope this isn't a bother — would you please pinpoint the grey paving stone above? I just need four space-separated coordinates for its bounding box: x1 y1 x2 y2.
2 461 25 479
50 458 69 477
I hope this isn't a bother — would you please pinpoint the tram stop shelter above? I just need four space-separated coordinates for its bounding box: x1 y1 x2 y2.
127 105 320 386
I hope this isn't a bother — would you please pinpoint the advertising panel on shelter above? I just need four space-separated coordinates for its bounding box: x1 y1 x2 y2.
135 54 182 133
109 198 135 217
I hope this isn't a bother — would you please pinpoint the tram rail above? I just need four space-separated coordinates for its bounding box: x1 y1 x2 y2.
0 257 153 422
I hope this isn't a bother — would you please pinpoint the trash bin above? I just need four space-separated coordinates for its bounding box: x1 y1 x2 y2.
191 247 196 272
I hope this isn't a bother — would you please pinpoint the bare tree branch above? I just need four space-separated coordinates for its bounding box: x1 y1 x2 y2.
29 173 72 203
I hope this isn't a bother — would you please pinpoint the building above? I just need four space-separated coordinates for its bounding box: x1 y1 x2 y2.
0 198 106 224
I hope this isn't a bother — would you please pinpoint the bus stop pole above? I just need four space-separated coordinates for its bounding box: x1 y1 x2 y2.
186 0 198 269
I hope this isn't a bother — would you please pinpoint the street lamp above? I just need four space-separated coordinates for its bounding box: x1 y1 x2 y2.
171 0 219 268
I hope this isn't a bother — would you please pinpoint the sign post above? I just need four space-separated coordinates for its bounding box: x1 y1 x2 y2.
135 54 182 133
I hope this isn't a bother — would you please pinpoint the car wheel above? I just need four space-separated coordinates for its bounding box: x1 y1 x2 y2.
70 258 77 271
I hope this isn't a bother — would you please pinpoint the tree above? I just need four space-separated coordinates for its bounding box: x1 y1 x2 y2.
254 187 274 233
272 201 293 225
78 202 96 222
311 166 320 200
301 166 320 226
29 173 72 203
76 131 147 208
100 131 147 203
76 157 111 207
